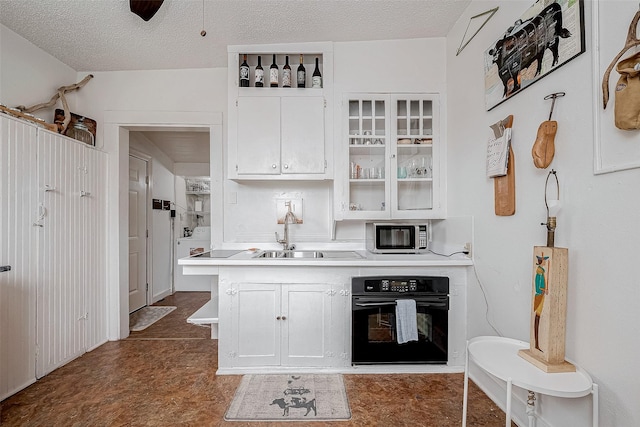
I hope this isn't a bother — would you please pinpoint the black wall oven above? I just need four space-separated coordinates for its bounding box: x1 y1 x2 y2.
352 276 449 365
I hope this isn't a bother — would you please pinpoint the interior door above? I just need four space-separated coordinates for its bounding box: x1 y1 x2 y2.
128 155 148 313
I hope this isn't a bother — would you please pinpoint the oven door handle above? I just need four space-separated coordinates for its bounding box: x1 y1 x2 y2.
354 302 396 307
354 300 448 308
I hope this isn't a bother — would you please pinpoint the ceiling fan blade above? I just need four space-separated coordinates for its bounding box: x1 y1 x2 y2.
130 0 165 21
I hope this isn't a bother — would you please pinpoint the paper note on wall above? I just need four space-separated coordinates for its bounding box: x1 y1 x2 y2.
486 128 511 178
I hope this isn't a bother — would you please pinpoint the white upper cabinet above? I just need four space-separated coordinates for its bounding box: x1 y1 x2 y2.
227 42 333 180
280 97 325 174
336 93 446 220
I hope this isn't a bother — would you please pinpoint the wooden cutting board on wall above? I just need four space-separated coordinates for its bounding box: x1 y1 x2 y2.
491 115 515 216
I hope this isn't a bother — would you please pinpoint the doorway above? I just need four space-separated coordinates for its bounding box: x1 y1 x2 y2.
104 110 223 340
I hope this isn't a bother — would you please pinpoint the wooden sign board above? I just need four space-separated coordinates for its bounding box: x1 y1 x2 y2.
490 115 515 216
519 246 575 372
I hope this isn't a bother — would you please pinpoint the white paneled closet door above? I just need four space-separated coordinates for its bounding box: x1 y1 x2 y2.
36 132 88 377
83 147 108 351
0 115 39 400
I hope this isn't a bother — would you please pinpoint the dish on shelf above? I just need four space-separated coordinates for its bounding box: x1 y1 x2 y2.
397 138 412 144
415 138 433 144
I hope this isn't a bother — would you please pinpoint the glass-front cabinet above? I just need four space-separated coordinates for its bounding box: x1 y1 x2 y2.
338 93 445 220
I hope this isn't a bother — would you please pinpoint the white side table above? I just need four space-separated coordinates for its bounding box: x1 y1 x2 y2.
462 336 598 427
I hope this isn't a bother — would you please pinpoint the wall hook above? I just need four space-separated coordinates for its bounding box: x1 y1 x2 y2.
543 92 566 120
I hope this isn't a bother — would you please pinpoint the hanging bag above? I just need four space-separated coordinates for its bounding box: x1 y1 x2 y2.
613 52 640 130
602 11 640 130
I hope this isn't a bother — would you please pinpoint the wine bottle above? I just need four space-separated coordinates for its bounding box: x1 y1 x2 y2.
282 55 291 88
239 54 249 87
255 56 264 87
270 54 279 87
312 57 322 88
297 54 306 88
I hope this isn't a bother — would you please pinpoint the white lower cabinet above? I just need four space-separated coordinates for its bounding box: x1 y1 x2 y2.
220 279 350 371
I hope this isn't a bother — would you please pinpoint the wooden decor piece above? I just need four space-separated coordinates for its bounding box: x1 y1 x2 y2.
491 115 515 216
0 105 58 132
532 92 564 169
15 74 93 134
519 246 575 373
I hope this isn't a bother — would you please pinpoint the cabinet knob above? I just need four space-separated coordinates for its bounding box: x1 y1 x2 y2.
281 316 287 320
272 164 277 169
276 316 281 320
283 164 289 169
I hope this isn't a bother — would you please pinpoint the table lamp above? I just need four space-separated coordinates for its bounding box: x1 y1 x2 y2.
519 170 575 372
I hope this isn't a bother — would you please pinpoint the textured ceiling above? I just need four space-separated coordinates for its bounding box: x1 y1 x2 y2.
0 0 470 72
1 0 470 164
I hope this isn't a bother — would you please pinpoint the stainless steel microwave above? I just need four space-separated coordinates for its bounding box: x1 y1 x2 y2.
365 222 429 254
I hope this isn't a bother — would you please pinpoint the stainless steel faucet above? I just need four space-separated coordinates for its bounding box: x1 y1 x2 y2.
275 201 297 250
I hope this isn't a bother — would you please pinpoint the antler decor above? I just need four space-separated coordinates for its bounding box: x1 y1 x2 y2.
15 74 93 133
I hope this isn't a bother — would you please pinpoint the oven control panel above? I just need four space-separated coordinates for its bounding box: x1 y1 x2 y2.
376 279 417 293
355 276 449 295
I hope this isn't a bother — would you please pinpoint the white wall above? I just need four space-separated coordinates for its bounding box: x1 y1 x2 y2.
447 1 640 426
0 24 78 121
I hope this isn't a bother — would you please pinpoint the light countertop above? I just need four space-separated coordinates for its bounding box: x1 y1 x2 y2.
178 245 472 268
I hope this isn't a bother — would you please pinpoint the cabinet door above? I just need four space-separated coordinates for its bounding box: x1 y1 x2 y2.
391 95 442 218
231 283 280 366
236 97 281 175
341 95 390 219
83 148 108 349
280 284 332 367
0 115 38 400
36 131 87 378
281 97 325 174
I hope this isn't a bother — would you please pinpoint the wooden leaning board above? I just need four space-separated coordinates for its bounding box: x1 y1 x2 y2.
492 115 515 216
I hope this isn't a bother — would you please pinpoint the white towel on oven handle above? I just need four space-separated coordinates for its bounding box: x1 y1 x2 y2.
395 299 418 344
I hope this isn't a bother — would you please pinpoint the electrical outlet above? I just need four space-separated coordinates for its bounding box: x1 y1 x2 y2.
464 242 472 257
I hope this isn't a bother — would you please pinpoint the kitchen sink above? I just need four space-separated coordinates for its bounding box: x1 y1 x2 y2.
257 250 324 258
254 250 363 259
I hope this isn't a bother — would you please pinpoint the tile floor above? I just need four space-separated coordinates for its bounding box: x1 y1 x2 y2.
0 292 510 426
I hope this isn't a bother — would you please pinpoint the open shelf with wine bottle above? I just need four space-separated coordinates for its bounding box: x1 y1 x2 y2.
237 53 324 91
227 42 333 180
